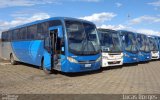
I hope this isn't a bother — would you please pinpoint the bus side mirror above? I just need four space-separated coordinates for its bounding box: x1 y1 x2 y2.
44 37 51 53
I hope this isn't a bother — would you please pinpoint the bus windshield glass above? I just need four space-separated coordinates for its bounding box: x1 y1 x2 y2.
158 37 160 51
123 32 138 53
99 30 122 53
65 20 100 55
137 34 150 53
149 37 158 51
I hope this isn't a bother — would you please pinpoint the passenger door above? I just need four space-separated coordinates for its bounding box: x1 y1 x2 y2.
49 26 64 70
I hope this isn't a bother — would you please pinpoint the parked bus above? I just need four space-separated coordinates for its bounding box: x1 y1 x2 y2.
98 29 123 67
0 37 2 58
136 33 151 62
0 17 101 73
148 36 159 60
155 36 160 59
118 30 139 63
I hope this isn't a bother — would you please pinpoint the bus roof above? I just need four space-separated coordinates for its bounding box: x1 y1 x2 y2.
117 30 136 34
136 32 148 36
98 28 117 33
8 17 95 31
147 35 157 38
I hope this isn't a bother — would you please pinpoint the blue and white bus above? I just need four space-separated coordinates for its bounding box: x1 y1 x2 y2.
118 30 139 63
136 33 151 62
148 35 159 60
98 29 123 67
0 17 101 73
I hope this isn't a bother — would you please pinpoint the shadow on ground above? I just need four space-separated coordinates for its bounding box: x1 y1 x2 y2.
122 63 139 67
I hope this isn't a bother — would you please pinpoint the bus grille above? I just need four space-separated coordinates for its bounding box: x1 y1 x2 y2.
108 61 121 65
78 60 96 64
108 53 121 55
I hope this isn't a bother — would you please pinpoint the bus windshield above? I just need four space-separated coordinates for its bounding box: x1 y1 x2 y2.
99 30 122 53
149 37 158 51
65 20 100 55
158 37 160 51
137 34 150 53
123 32 138 53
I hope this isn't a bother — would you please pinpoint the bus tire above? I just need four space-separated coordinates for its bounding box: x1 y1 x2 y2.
41 59 52 74
39 58 43 70
10 54 16 65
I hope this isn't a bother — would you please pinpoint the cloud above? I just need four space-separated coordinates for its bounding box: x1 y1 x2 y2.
130 15 160 24
136 29 160 36
148 0 160 7
71 0 101 2
98 24 128 30
0 0 59 8
148 0 160 10
0 13 50 31
98 24 160 36
115 2 122 8
80 12 116 23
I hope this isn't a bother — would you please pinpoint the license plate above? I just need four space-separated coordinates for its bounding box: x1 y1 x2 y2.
85 64 91 67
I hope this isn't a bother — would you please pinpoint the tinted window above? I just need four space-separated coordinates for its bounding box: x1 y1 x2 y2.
8 31 12 41
49 20 62 27
2 32 6 41
13 29 19 41
27 25 37 39
2 31 11 42
20 27 27 40
37 22 49 39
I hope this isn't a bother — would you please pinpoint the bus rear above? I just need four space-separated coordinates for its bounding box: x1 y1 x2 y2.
148 36 159 60
137 33 151 62
119 30 139 64
98 29 123 67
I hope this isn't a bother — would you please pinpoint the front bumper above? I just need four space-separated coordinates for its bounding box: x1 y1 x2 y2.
61 60 101 73
102 59 123 67
151 53 159 60
123 56 138 63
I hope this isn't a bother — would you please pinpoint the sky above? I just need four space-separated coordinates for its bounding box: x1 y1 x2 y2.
0 0 160 37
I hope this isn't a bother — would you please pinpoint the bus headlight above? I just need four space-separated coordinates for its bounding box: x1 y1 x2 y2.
67 57 78 63
124 53 130 57
96 56 101 62
102 56 108 59
121 53 124 59
139 52 143 56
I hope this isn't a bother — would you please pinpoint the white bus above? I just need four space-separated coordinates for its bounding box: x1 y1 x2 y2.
98 29 123 67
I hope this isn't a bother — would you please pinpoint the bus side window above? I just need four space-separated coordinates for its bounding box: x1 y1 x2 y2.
27 25 37 40
20 27 27 40
37 22 49 40
2 32 5 42
37 23 43 39
13 29 19 41
8 31 12 42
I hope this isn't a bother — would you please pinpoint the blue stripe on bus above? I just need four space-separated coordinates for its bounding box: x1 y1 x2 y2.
11 40 44 66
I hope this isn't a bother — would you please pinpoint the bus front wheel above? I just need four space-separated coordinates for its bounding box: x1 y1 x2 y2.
10 54 16 65
41 60 52 74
